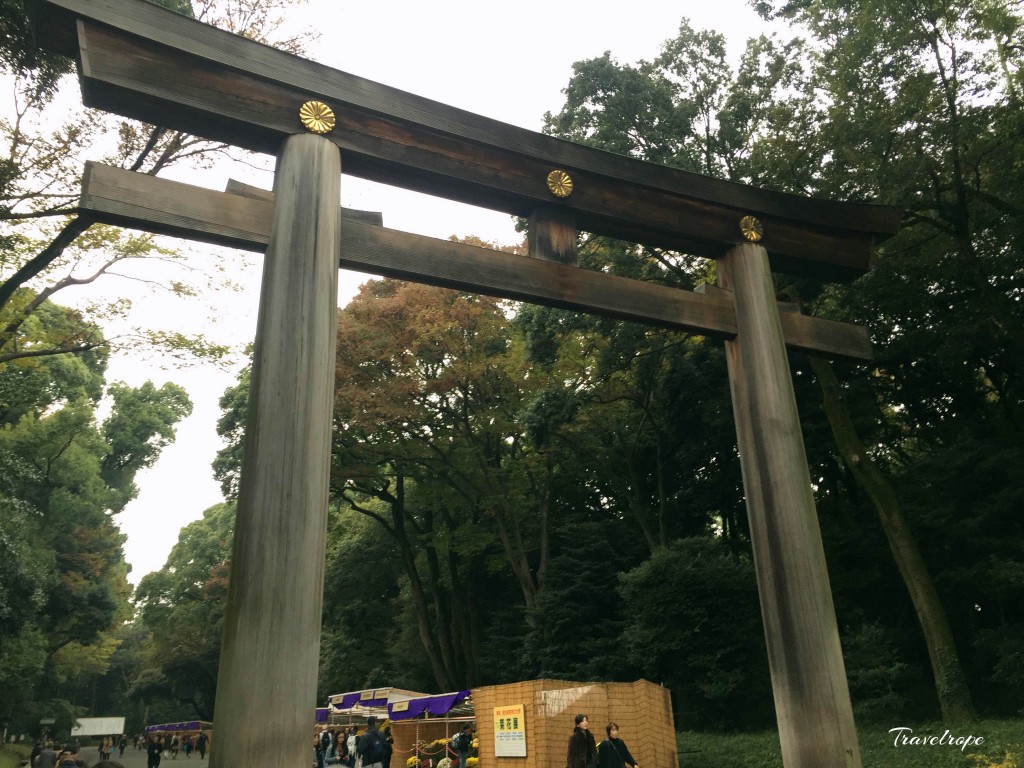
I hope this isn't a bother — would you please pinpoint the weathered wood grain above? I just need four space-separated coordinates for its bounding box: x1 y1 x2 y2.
224 178 383 226
80 163 874 360
719 243 862 768
209 134 340 768
528 207 578 266
696 283 872 360
30 0 903 280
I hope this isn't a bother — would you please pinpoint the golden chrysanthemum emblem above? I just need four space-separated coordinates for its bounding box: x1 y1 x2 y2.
299 100 335 134
740 215 764 242
546 169 574 198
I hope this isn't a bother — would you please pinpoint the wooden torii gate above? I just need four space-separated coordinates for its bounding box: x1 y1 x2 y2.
30 2 902 767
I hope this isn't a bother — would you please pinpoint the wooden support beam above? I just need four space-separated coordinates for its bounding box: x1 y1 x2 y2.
695 283 872 360
528 207 578 266
78 162 873 361
719 242 861 768
209 133 340 768
30 0 903 281
224 178 383 227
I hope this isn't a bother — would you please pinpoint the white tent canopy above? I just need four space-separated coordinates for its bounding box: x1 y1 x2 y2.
71 717 125 737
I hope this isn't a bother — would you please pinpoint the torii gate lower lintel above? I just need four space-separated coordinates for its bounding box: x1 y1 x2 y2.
30 2 902 768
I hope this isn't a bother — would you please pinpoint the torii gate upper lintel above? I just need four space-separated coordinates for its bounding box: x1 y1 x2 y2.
29 2 901 768
32 0 901 281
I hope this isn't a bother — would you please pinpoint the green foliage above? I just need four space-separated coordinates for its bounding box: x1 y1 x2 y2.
521 521 635 682
678 729 782 768
318 503 405 697
619 539 772 730
0 297 192 730
842 622 911 723
1 0 317 372
212 362 249 500
101 380 193 497
133 501 236 721
679 719 1024 768
0 0 74 98
0 744 33 768
328 279 551 690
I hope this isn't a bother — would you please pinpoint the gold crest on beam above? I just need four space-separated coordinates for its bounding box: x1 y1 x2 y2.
740 215 764 243
299 101 336 134
546 169 574 198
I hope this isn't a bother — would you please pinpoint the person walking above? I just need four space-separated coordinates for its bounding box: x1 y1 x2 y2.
33 743 58 768
381 727 393 768
357 717 386 768
597 723 638 768
451 725 471 768
566 715 597 768
345 728 358 768
196 732 209 760
147 736 163 768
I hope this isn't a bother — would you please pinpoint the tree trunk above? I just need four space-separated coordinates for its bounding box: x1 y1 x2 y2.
423 533 459 683
390 480 453 691
810 355 977 724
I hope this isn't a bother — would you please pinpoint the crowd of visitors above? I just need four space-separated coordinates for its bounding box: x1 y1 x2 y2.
29 738 130 768
143 731 210 767
314 717 394 768
28 731 210 768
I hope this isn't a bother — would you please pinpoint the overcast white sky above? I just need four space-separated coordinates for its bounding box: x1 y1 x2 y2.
31 0 781 585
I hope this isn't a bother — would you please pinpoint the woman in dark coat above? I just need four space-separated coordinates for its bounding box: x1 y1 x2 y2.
597 723 638 768
566 714 597 768
147 737 163 768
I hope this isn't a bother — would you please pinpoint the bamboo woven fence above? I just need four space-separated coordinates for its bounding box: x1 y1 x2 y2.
469 679 676 768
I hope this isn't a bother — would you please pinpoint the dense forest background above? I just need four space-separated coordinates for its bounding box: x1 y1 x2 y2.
2 0 1022 740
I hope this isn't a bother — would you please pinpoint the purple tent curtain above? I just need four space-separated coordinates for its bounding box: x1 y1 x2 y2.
333 692 389 710
388 690 470 721
145 722 207 732
315 708 329 723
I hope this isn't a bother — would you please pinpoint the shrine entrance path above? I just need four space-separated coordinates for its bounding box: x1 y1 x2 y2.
90 747 209 768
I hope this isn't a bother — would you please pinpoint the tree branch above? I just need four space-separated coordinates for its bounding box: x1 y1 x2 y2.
0 214 94 312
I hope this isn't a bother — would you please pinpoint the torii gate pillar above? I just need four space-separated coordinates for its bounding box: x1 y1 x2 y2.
209 133 341 768
720 243 859 767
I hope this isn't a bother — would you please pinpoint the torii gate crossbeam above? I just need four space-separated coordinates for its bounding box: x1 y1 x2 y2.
29 2 903 767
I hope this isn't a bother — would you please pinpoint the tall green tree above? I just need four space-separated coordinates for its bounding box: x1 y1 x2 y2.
329 279 548 690
619 538 772 730
0 299 193 729
133 501 235 720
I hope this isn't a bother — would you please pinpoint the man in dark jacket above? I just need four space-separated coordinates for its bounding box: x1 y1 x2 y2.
357 717 385 768
452 725 472 768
